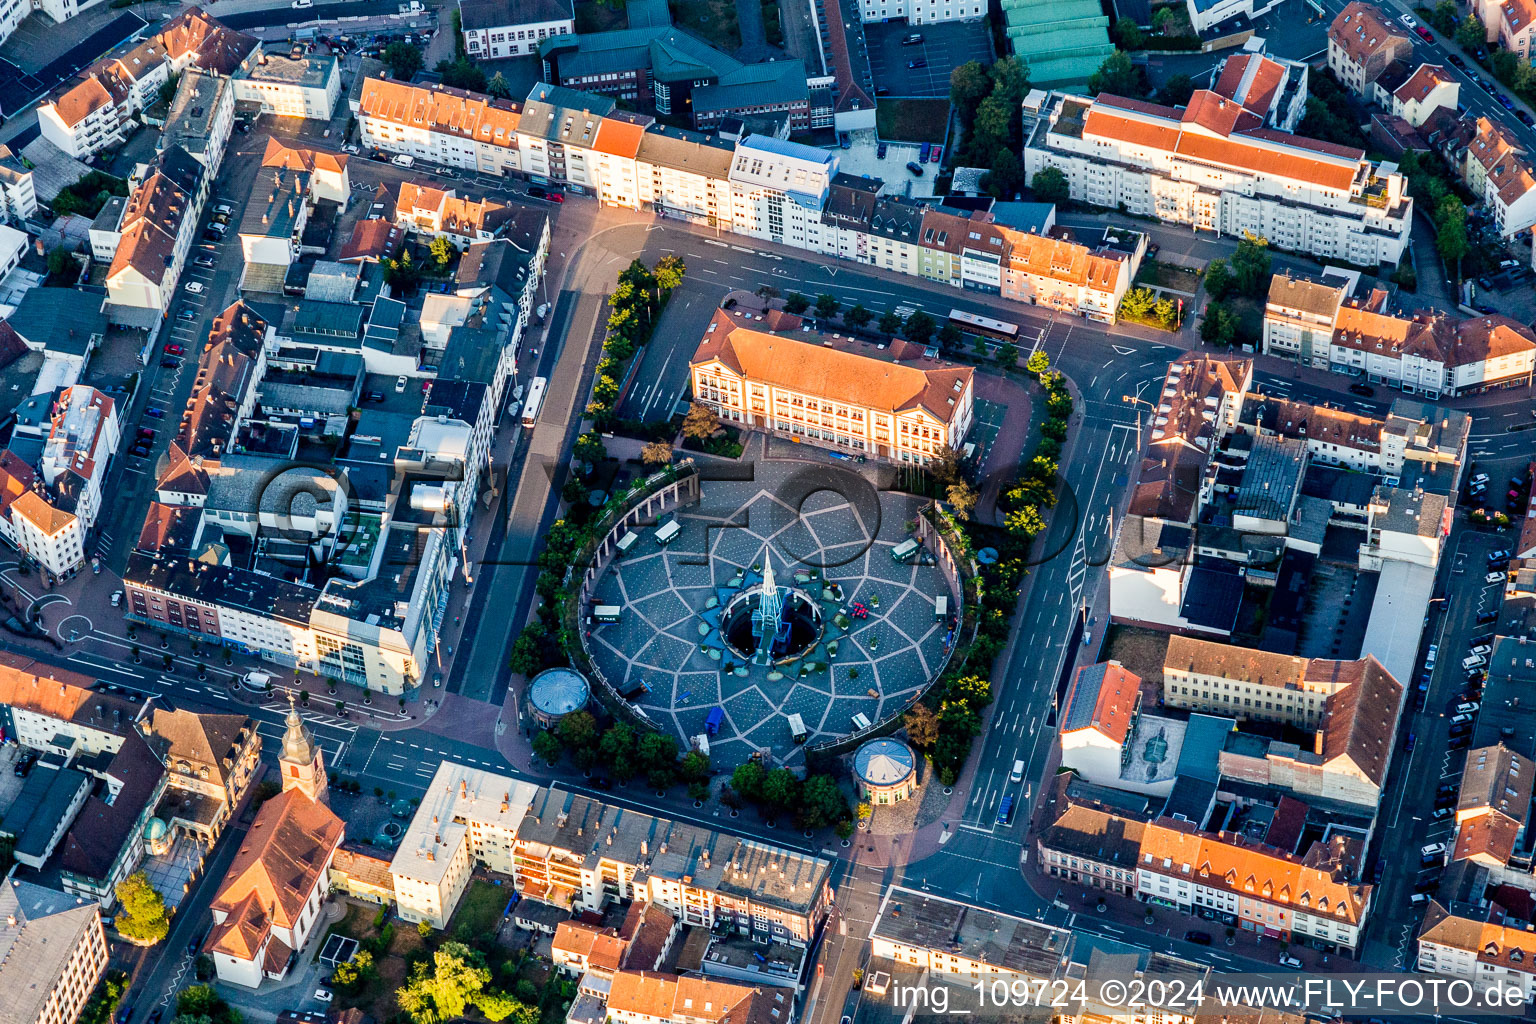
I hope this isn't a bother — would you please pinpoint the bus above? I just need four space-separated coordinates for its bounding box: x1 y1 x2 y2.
949 309 1020 341
521 376 547 427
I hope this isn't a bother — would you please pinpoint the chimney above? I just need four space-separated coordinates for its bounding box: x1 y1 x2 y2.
641 840 648 857
460 780 467 797
426 849 435 861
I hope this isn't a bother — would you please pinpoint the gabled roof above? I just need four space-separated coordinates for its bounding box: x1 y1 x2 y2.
339 219 403 263
146 707 255 786
1395 63 1454 104
210 789 343 938
1211 53 1288 119
1061 662 1141 744
262 137 347 175
459 0 574 30
1318 655 1402 786
1330 1 1413 68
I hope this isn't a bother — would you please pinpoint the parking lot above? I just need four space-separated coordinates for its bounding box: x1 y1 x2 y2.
864 19 991 98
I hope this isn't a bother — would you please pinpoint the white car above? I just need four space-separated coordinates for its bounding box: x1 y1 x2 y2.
395 375 408 393
185 282 204 294
1400 13 1418 27
292 0 313 7
1278 955 1303 969
1487 571 1508 584
314 989 333 1003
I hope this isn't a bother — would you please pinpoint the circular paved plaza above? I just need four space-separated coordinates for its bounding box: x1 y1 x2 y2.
585 459 957 768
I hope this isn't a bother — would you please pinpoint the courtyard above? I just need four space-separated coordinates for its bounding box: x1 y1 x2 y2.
585 457 958 768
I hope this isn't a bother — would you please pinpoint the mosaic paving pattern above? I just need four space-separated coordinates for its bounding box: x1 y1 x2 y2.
586 459 955 768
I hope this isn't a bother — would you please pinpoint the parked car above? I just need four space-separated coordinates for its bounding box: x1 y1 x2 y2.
194 254 216 268
526 185 564 203
1278 954 1303 968
202 228 223 242
160 357 180 368
176 307 196 321
1520 110 1536 127
145 407 164 418
314 989 333 1004
395 375 408 392
137 428 156 439
1488 548 1511 563
901 32 924 44
165 344 184 355
1486 571 1507 584
1477 304 1498 314
13 751 36 776
1348 382 1375 397
364 390 385 402
906 161 924 176
185 281 204 294
907 59 927 69
1184 930 1212 945
1416 26 1434 41
213 202 234 216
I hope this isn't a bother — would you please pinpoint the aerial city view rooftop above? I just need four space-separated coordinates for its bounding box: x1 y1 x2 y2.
0 0 1533 1022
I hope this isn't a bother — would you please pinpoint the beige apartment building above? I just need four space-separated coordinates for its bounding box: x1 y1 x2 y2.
1162 635 1392 728
690 308 974 464
0 878 108 1024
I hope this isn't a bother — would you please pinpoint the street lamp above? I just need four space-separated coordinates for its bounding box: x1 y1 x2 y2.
1121 394 1155 436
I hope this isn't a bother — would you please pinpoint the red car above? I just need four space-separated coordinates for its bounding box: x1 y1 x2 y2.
165 344 184 355
1416 26 1434 41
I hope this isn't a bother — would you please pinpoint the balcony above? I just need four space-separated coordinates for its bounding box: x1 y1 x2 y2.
1349 178 1391 209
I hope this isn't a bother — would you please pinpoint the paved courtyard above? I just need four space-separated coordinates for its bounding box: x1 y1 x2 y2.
585 457 958 768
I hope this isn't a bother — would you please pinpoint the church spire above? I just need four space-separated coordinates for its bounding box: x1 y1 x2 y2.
279 691 328 804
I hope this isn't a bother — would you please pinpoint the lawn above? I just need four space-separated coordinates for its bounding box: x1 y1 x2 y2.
1135 259 1201 294
762 0 783 47
876 99 949 143
669 0 740 52
575 0 627 33
450 879 512 939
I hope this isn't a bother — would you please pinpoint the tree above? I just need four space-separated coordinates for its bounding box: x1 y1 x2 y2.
1120 287 1155 319
1088 51 1145 99
573 431 607 465
969 94 1014 161
1155 74 1195 108
784 292 811 314
799 774 848 829
1153 297 1176 327
762 767 798 808
46 247 74 281
429 235 455 269
175 987 238 1024
1005 505 1047 538
1030 166 1070 205
1493 48 1519 85
680 750 710 782
435 58 486 92
1430 0 1458 33
1434 195 1470 275
903 310 937 345
1151 6 1177 32
946 481 978 518
486 72 513 99
1230 235 1272 297
332 949 375 993
731 760 766 801
640 440 674 466
397 943 492 1024
1203 257 1232 300
814 293 841 319
682 401 721 440
383 41 424 80
905 702 940 746
928 444 962 485
938 323 963 350
844 303 872 328
655 254 687 292
1456 15 1486 52
638 731 679 773
996 341 1019 367
1199 302 1237 346
1026 348 1050 374
1113 18 1144 49
949 61 992 126
878 310 904 335
557 710 596 749
982 149 1024 199
532 730 562 765
599 722 636 770
115 872 169 944
508 624 545 676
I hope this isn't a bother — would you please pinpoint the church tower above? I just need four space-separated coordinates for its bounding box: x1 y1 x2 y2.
279 693 328 805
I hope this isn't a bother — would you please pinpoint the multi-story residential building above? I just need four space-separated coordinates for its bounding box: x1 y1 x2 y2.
513 786 832 947
606 972 770 1024
1058 661 1144 788
1392 64 1459 129
690 306 974 464
1182 0 1285 34
460 0 573 58
35 383 119 557
38 10 255 161
58 729 167 907
238 140 349 291
1451 743 1534 881
205 706 341 987
1024 89 1413 266
231 46 340 120
1262 272 1536 395
1036 782 1145 895
0 879 107 1024
726 135 835 249
162 69 236 175
998 224 1138 321
870 886 1073 978
391 764 541 928
1207 50 1309 132
355 78 526 177
1462 115 1536 236
1418 901 1536 999
394 183 512 247
0 656 147 755
1501 0 1536 60
855 0 983 23
0 144 38 226
1328 1 1414 97
1136 819 1371 953
105 145 206 328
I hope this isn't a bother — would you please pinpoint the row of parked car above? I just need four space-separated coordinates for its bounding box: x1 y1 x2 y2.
1467 469 1529 515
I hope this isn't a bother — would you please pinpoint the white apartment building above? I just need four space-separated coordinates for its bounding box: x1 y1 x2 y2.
1024 90 1414 266
391 764 541 928
1137 820 1370 953
856 0 984 25
106 150 204 327
0 879 108 1024
0 223 26 281
0 661 148 756
162 69 236 175
691 307 974 464
1263 270 1536 396
1462 116 1536 237
38 384 119 538
459 0 573 58
232 47 340 119
0 146 37 226
1328 1 1415 98
726 135 835 249
1419 903 1536 1000
1183 0 1284 33
870 886 1073 978
1392 64 1458 129
355 77 527 177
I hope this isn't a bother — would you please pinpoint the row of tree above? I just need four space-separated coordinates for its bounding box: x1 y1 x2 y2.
588 256 686 432
530 711 713 797
1117 288 1179 330
727 760 852 833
